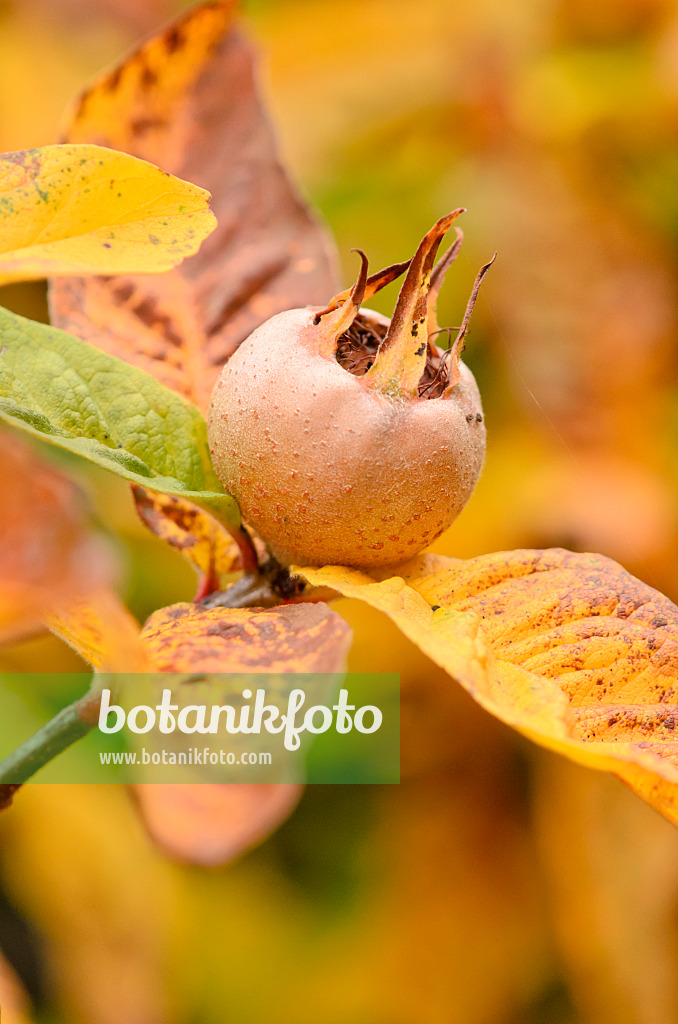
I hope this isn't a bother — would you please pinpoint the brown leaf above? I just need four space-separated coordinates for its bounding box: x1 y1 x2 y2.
0 430 109 644
132 782 303 866
297 549 678 824
141 600 352 673
49 0 339 413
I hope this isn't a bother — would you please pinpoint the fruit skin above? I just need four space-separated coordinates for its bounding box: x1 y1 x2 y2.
207 305 486 568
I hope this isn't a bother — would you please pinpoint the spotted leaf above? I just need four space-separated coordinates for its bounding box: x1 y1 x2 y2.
141 600 352 674
131 483 242 581
296 549 678 824
50 0 339 414
0 144 215 284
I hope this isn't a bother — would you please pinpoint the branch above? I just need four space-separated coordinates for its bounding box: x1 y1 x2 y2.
0 677 105 807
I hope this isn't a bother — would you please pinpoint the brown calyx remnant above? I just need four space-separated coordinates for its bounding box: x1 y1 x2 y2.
335 315 386 377
336 314 454 399
331 214 495 402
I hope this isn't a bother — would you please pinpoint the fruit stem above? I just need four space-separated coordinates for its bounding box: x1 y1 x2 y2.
363 210 464 398
195 496 260 576
233 523 260 574
198 558 333 608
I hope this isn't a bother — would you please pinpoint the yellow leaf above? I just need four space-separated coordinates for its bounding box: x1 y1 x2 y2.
0 783 179 1022
0 143 216 284
534 757 678 1024
296 549 678 825
131 483 241 578
45 588 151 671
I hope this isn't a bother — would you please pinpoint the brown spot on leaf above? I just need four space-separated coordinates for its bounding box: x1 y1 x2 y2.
165 27 185 53
106 66 123 92
140 65 158 89
130 117 167 138
141 601 352 673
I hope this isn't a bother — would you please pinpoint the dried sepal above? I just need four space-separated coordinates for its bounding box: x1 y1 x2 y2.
427 227 464 341
443 253 496 396
318 258 412 323
315 249 369 353
362 209 464 398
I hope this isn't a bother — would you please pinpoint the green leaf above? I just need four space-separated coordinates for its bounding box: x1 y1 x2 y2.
0 306 239 528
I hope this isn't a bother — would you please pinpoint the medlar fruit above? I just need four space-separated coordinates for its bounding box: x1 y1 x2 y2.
208 211 493 568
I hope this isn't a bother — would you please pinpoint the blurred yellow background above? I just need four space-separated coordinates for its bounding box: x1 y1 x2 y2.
1 0 678 1021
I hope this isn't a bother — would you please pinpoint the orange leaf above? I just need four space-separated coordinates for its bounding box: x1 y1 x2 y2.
296 549 678 825
132 782 303 866
131 483 241 578
134 599 350 865
0 437 147 669
49 0 339 414
0 949 31 1024
0 430 109 644
141 600 352 673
